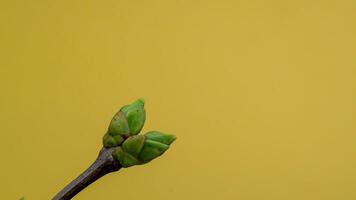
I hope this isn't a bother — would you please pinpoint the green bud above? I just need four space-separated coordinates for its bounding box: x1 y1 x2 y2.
112 131 176 167
104 99 146 148
104 99 176 168
120 99 146 135
138 139 169 163
107 99 145 136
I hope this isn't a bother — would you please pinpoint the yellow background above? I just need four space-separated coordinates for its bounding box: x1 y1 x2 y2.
1 0 355 199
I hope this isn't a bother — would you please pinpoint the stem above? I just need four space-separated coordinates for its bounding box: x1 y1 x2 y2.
52 148 121 200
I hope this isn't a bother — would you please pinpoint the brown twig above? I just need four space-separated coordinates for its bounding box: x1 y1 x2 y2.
52 148 121 200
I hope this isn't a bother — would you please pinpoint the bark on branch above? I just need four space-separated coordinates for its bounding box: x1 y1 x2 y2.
52 148 121 200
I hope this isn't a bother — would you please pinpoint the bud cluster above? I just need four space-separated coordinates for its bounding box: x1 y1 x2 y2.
103 99 176 168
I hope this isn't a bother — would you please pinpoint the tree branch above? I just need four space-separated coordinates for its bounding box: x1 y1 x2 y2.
52 148 121 200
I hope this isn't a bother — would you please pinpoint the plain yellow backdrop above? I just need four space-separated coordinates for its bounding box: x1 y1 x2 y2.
1 0 355 199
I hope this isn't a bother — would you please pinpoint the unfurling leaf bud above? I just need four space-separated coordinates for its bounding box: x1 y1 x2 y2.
103 99 146 148
112 131 176 168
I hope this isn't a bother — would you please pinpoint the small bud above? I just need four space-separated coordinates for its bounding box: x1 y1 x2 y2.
138 131 175 163
104 99 176 168
120 99 146 135
138 139 169 163
104 99 146 148
107 99 145 136
112 131 176 167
